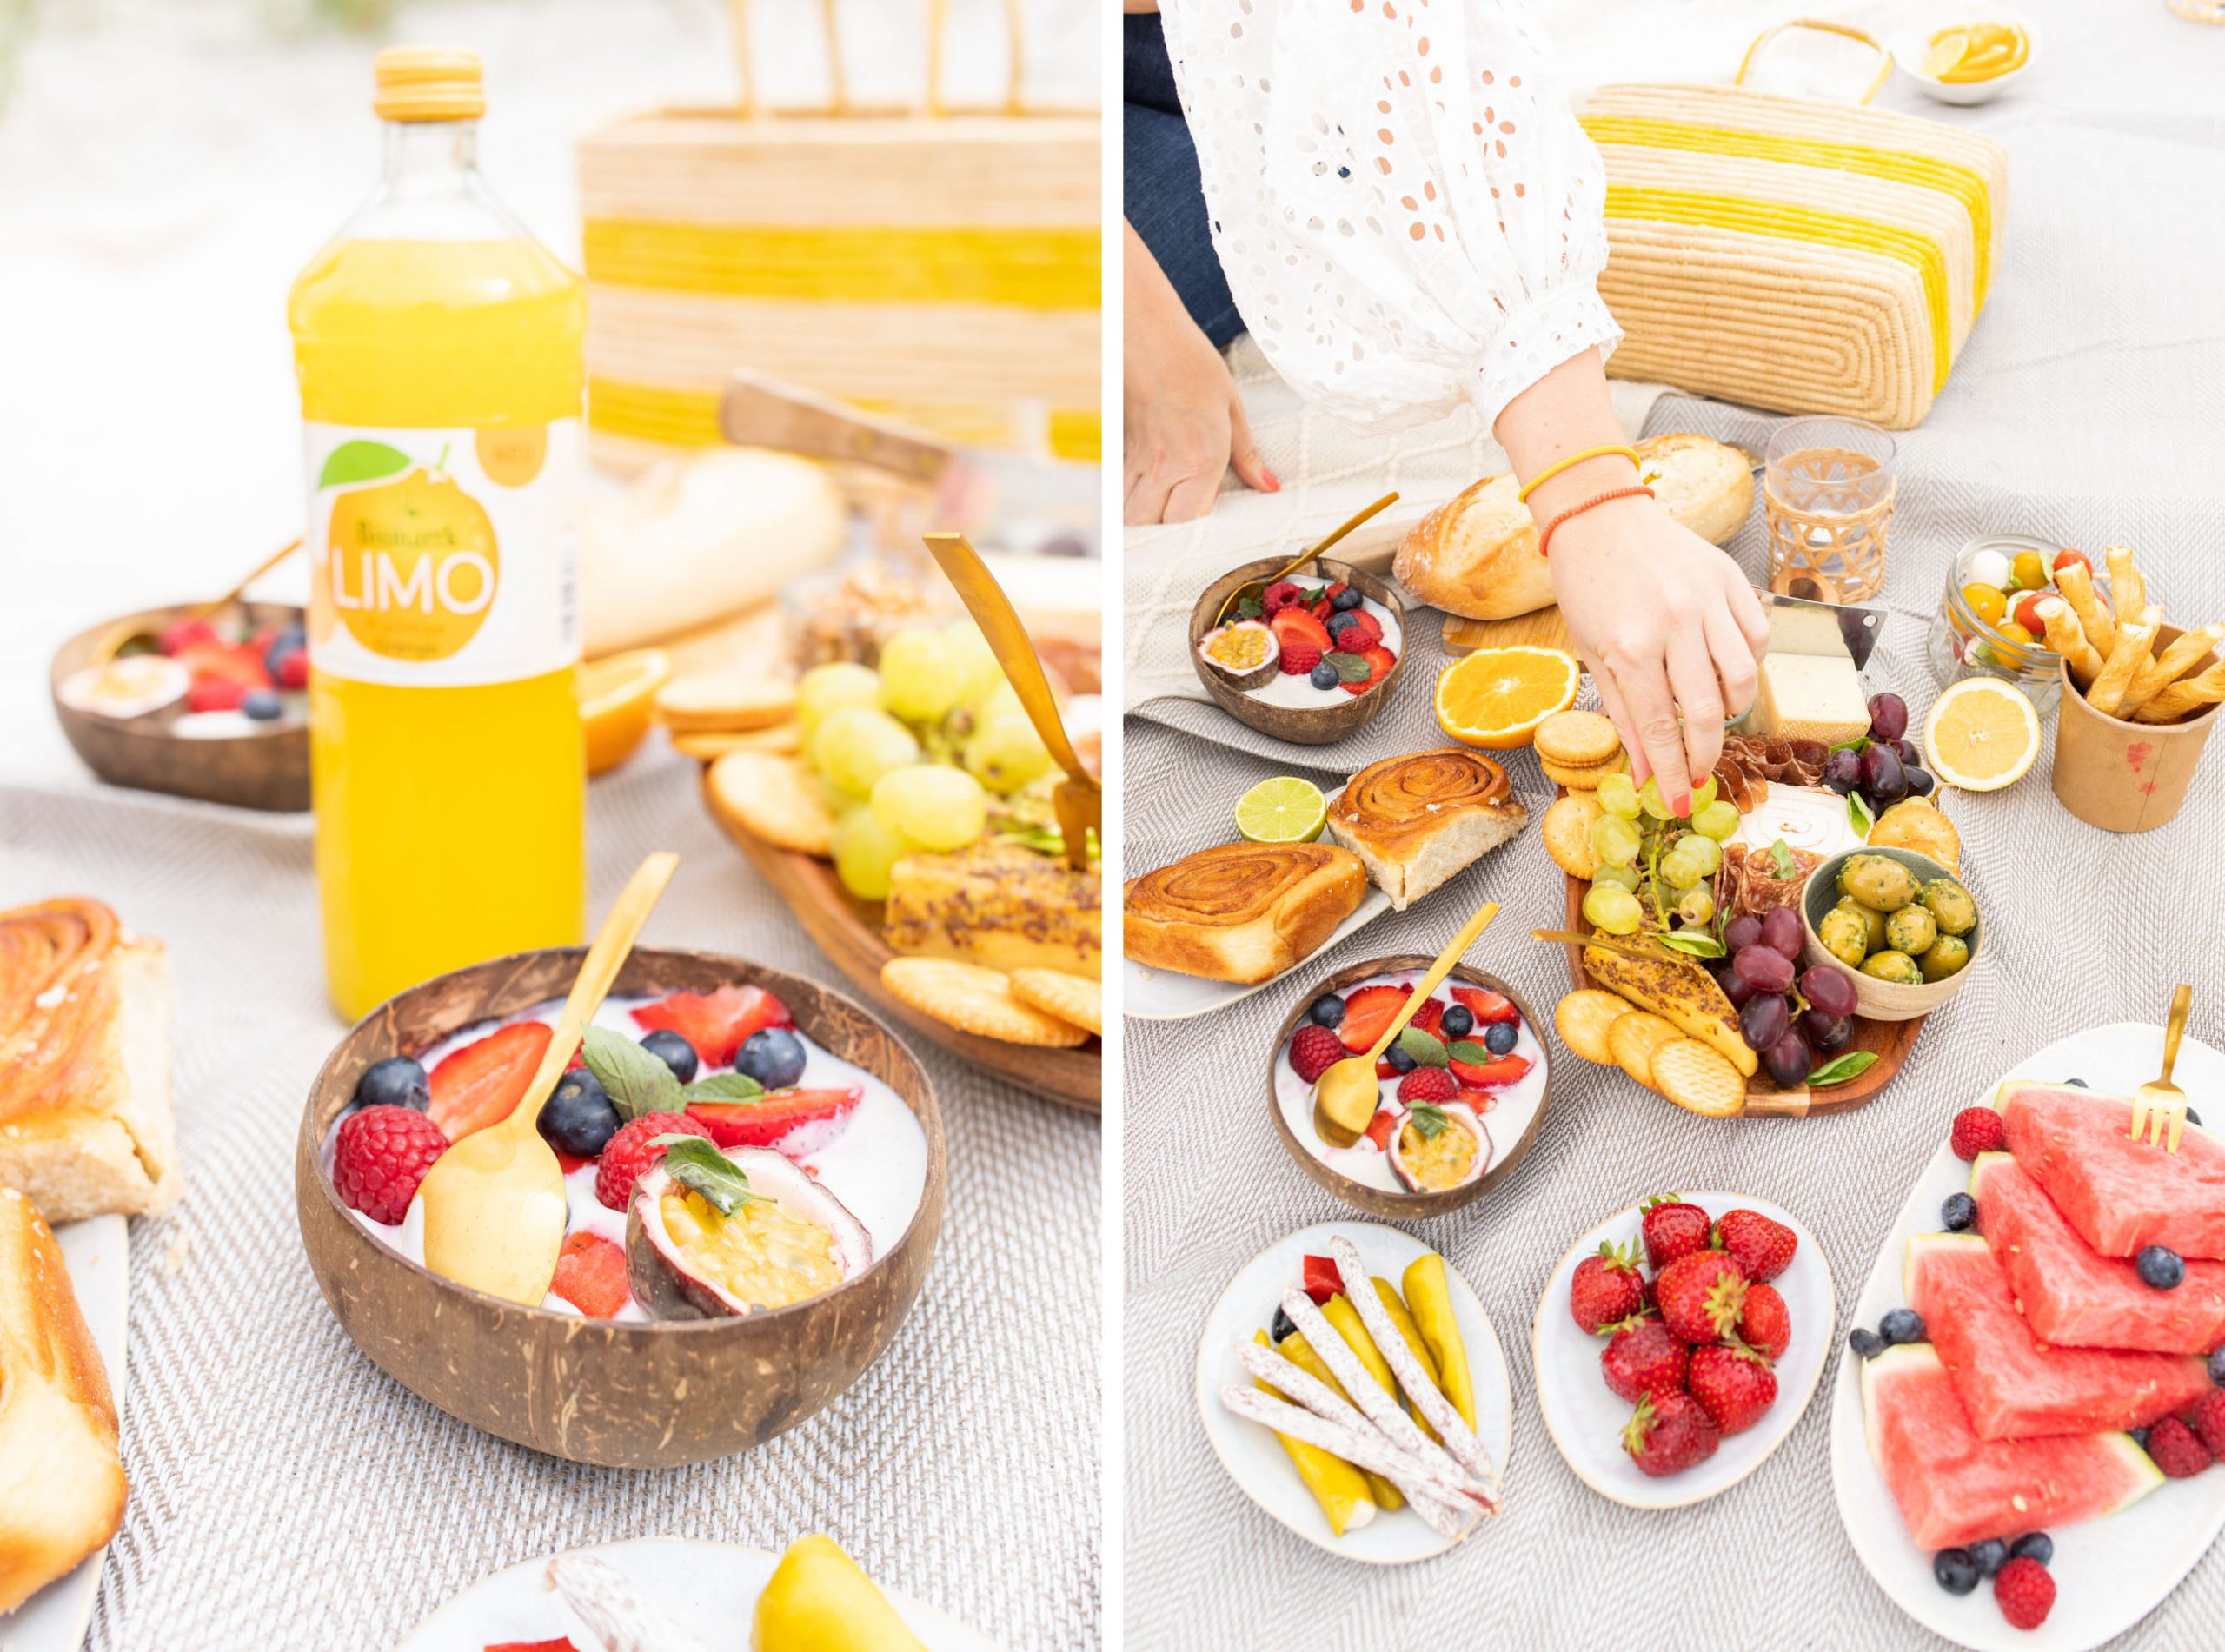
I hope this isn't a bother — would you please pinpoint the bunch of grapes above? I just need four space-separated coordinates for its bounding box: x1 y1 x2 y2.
1820 692 1936 813
1577 773 1744 938
1717 909 1860 1088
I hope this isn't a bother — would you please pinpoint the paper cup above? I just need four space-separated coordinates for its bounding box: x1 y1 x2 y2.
2051 625 2220 833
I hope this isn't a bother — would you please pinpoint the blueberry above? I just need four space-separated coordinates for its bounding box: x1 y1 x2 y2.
2009 1531 2052 1567
536 1070 622 1157
1880 1307 1925 1344
1941 1192 1977 1231
1309 995 1346 1030
2209 1347 2225 1386
639 1028 699 1083
1271 1305 1297 1343
1484 1022 1519 1056
1310 662 1339 691
2188 1108 2203 1126
736 1026 807 1089
2064 1078 2089 1088
242 688 284 721
2132 1426 2152 1450
1332 586 1364 612
1388 1046 1417 1074
1932 1549 1979 1596
1969 1538 2008 1578
354 1055 429 1112
1849 1327 1885 1361
1327 611 1358 637
1438 1004 1473 1039
2137 1244 2186 1290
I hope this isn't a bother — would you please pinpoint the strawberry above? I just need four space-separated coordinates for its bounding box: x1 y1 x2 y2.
1268 606 1333 654
548 1231 630 1317
1302 1254 1342 1304
331 1105 448 1225
594 1111 710 1211
1735 1282 1792 1360
1448 985 1520 1025
1337 984 1410 1054
1397 1066 1458 1105
1449 1052 1531 1089
1600 1316 1689 1403
174 638 272 691
1688 1343 1777 1435
630 985 792 1067
487 1642 581 1652
1261 580 1302 614
1289 1024 1349 1084
1339 644 1397 697
275 647 310 689
1374 1057 1400 1080
1364 1109 1399 1151
2147 1416 2212 1477
687 1085 862 1154
1570 1239 1646 1335
1455 1087 1501 1112
1408 997 1445 1038
2191 1389 2225 1459
1309 597 1334 622
428 1021 554 1141
187 676 249 713
1714 1208 1797 1283
1656 1248 1747 1344
158 617 220 656
1993 1557 2055 1631
1622 1390 1719 1476
1279 639 1324 676
1951 1105 2006 1160
1640 1194 1714 1271
1322 581 1350 605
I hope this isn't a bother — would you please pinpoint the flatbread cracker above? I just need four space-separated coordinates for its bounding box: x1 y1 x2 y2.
1555 990 1630 1065
1534 709 1620 766
654 673 799 733
1542 753 1627 791
1607 1012 1681 1091
881 958 1091 1047
1009 968 1102 1037
1542 794 1604 879
1650 1038 1746 1118
707 751 834 856
672 724 802 760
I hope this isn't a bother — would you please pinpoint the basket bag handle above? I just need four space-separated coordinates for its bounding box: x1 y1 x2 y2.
1735 17 1894 105
729 0 1026 117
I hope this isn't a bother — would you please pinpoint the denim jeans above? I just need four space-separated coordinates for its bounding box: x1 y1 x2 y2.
1124 13 1245 349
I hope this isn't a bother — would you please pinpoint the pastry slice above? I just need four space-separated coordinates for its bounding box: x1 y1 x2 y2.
1325 750 1528 910
1123 841 1366 985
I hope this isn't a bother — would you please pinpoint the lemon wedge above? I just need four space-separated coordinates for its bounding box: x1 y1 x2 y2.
578 647 672 775
1922 27 1972 78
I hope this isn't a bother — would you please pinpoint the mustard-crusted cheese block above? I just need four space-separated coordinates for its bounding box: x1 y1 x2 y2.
1746 652 1871 745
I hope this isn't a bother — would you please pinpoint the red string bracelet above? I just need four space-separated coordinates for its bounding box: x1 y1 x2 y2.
1536 485 1656 560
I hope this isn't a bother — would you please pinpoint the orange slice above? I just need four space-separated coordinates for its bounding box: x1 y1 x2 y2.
1433 645 1581 750
579 647 672 775
1922 677 2040 792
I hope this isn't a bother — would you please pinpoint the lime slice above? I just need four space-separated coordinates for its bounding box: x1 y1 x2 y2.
1235 776 1328 844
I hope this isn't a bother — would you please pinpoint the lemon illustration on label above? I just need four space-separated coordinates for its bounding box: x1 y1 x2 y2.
475 423 547 488
319 441 499 663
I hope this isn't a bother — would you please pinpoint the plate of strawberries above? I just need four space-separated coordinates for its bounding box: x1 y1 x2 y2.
1531 1190 1834 1509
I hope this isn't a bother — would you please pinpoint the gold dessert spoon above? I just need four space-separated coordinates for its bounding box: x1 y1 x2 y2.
420 851 681 1303
2131 983 2195 1151
1313 897 1501 1149
93 538 303 664
923 530 1100 872
1211 491 1401 627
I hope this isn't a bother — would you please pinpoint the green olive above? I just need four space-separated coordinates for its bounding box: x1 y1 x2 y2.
1919 934 1970 981
1843 854 1920 912
1860 950 1924 985
1835 854 1881 901
1836 896 1889 954
1885 905 1937 957
1818 906 1870 970
1921 878 1978 937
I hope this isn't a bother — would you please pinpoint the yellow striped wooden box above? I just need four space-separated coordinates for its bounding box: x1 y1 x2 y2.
576 109 1099 471
1582 84 2009 430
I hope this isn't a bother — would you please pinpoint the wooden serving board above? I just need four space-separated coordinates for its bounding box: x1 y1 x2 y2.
1441 607 1574 656
703 775 1101 1114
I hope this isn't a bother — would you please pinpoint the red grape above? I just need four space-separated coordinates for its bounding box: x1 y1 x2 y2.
1868 692 1909 743
1800 965 1858 1018
1803 1011 1854 1054
1760 905 1804 961
1721 969 1757 1008
1740 992 1790 1052
1724 915 1763 954
1822 748 1862 795
1734 944 1795 993
1763 1028 1813 1089
1861 743 1907 806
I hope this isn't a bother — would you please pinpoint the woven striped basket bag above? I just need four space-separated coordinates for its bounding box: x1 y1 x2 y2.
577 0 1099 474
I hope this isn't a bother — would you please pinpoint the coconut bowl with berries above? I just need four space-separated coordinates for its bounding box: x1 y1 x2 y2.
296 947 944 1469
1188 557 1407 746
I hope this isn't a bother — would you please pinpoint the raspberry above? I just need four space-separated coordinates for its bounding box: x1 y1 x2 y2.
1288 1024 1348 1085
2147 1415 2212 1477
594 1111 710 1211
1338 609 1384 649
1992 1556 2055 1630
332 1105 448 1225
1279 640 1324 676
1261 580 1302 614
2192 1389 2225 1458
1397 1066 1458 1104
276 648 309 689
1951 1106 2005 1160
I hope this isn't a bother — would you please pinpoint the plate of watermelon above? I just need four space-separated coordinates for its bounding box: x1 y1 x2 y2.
1831 1021 2225 1649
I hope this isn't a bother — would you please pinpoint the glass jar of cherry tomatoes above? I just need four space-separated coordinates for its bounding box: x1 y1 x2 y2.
1925 534 2114 714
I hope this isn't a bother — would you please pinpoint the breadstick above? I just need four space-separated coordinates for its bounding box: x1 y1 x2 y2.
2036 597 2105 687
2121 624 2223 717
2133 661 2225 725
2105 545 2146 624
2057 561 2115 656
2085 621 2154 718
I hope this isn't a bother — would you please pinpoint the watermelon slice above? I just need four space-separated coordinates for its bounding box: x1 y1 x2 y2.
1970 1153 2225 1353
1861 1342 2162 1550
1903 1231 2210 1439
2000 1080 2225 1259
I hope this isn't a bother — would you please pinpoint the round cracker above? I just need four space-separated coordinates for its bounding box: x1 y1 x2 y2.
654 673 799 733
1650 1038 1747 1118
1606 1012 1681 1091
1535 709 1621 766
672 724 802 760
1009 968 1102 1037
881 958 1091 1047
1554 989 1630 1066
1542 793 1604 879
1542 753 1628 791
707 751 834 856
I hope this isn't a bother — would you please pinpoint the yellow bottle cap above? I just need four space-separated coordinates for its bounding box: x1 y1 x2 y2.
373 48 485 123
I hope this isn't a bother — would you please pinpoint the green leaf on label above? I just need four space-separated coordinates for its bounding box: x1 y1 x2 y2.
1807 1050 1880 1089
651 1135 762 1214
1397 1026 1449 1068
317 440 414 490
1770 838 1797 881
1406 1104 1450 1140
1446 1039 1491 1065
1326 651 1372 684
1659 930 1727 959
681 1071 766 1104
581 1025 681 1121
1847 790 1874 838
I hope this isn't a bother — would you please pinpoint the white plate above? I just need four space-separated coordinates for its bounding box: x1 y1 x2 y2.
1533 1192 1833 1509
6 1215 130 1650
1830 1021 2225 1652
1192 1221 1512 1564
395 1536 998 1651
1894 5 2038 105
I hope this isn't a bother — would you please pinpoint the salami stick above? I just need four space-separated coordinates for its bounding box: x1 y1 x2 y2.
1279 1288 1468 1487
547 1555 715 1652
1330 1237 1498 1486
1218 1386 1473 1537
1237 1343 1494 1516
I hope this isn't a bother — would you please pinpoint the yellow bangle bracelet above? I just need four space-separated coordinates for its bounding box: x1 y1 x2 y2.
1516 444 1642 505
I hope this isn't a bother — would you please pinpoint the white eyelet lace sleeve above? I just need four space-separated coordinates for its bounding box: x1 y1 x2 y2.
1158 0 1622 434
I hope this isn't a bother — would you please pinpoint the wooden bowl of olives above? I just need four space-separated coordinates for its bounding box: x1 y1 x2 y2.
1799 847 1979 1023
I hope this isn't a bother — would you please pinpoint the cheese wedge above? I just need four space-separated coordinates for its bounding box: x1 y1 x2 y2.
1746 651 1870 745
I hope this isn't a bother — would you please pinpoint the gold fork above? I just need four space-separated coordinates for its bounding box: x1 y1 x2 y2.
2131 984 2195 1151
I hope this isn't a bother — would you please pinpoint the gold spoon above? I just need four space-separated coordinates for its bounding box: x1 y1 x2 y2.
420 852 681 1302
2131 983 2195 1151
1211 491 1401 627
1313 898 1501 1149
93 538 303 664
923 531 1099 872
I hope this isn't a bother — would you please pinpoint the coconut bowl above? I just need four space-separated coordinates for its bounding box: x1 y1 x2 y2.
296 947 946 1469
50 601 309 812
1266 955 1553 1218
1800 846 1979 1024
1188 557 1407 746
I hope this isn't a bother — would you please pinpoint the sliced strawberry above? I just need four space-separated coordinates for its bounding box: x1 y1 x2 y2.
187 676 249 713
1457 1087 1502 1112
158 618 220 656
486 1642 581 1652
1450 985 1520 1025
1309 597 1334 622
1323 581 1350 604
1409 997 1445 1038
1451 1052 1533 1089
1268 606 1333 653
1364 1109 1400 1150
687 1085 862 1155
1340 644 1397 697
428 1021 553 1140
1302 1253 1342 1304
173 638 272 691
547 1231 629 1317
630 985 792 1067
555 1149 595 1177
1375 1057 1400 1080
1338 984 1410 1053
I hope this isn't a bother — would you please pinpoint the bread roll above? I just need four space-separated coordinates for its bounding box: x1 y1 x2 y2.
1123 842 1367 985
1325 750 1528 910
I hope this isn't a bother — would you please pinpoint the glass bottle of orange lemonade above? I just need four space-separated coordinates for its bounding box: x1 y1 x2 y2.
289 49 586 1019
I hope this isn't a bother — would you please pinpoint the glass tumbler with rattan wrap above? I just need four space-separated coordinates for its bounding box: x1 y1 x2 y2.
1761 417 1896 603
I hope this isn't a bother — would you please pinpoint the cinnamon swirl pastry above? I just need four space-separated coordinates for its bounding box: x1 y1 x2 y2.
0 899 176 1223
1325 750 1529 910
1123 842 1367 984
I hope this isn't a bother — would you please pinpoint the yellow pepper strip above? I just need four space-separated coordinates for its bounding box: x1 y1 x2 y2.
1251 1330 1377 1537
1402 1256 1478 1433
1279 1330 1403 1513
1372 1277 1450 1415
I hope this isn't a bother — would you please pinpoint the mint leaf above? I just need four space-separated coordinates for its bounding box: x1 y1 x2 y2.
1806 1050 1879 1089
1326 651 1372 684
1828 736 1870 754
1237 594 1265 620
1770 838 1797 880
581 1025 681 1121
1446 1039 1491 1065
1406 1104 1450 1140
681 1071 766 1103
1397 1026 1449 1068
317 440 413 490
1660 930 1726 959
1847 790 1874 838
651 1135 761 1214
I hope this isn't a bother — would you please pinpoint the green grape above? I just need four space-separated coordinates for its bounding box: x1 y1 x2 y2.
1590 813 1641 868
1591 865 1641 892
877 628 964 725
1692 799 1743 841
870 763 987 853
812 707 920 798
963 710 1053 793
940 620 1008 709
797 661 883 744
1597 773 1641 819
1681 834 1724 878
1677 886 1716 926
832 806 910 900
1582 883 1644 935
1659 846 1705 890
1637 775 1675 820
1689 775 1718 813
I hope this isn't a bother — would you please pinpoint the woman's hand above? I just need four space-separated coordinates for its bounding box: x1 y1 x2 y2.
1123 220 1277 524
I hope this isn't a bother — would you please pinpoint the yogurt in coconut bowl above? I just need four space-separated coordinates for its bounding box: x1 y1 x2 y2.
1189 557 1409 746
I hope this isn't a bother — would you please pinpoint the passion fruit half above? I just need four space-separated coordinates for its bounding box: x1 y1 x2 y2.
626 1151 873 1321
1198 620 1279 690
1387 1105 1490 1196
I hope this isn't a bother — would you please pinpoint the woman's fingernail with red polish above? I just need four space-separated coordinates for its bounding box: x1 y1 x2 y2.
1263 469 1281 491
